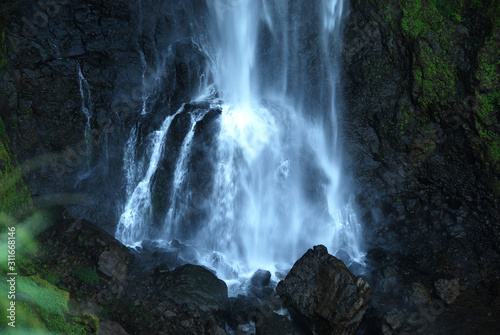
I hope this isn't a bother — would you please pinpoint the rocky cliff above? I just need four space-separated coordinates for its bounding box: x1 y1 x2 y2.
343 0 499 288
342 1 500 333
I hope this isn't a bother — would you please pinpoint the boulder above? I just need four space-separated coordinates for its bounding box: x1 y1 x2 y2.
276 245 371 335
98 249 128 282
435 278 460 304
408 282 431 307
98 319 129 335
249 269 273 298
163 264 229 312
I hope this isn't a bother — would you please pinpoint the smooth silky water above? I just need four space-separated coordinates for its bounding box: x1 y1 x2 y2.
116 0 364 295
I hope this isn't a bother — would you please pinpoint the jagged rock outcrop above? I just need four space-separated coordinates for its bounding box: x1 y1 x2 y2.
342 0 500 333
342 0 500 289
277 245 372 335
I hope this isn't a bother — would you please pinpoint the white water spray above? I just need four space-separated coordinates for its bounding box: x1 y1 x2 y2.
77 63 93 169
116 107 183 244
116 0 364 285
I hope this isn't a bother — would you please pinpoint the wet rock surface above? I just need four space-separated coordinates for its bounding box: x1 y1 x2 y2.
30 215 374 334
342 0 500 333
0 0 211 231
277 245 372 335
34 212 231 334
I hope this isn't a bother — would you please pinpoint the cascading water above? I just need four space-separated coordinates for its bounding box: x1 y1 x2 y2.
76 63 93 181
116 0 364 289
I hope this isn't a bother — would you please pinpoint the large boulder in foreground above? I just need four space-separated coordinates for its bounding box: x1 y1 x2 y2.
276 245 371 335
163 264 229 312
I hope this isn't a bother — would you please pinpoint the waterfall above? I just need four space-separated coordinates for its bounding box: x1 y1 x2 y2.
76 63 94 181
164 109 209 238
116 106 183 244
116 0 364 286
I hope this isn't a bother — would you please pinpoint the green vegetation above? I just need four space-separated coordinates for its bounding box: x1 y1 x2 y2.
0 214 99 334
0 117 34 219
72 266 99 284
473 8 500 182
413 41 457 113
395 0 500 192
400 0 459 113
0 30 7 69
72 313 100 333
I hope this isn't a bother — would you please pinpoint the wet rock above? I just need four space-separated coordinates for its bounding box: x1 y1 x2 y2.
154 263 170 277
251 269 272 287
256 312 304 335
250 269 273 298
163 264 229 312
98 319 129 335
381 309 402 335
335 249 352 264
98 249 128 282
381 267 399 294
435 279 461 304
409 282 432 307
276 245 371 335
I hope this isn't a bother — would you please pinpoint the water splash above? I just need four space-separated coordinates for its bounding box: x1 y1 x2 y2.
195 0 363 275
116 0 364 286
116 106 184 244
164 109 209 238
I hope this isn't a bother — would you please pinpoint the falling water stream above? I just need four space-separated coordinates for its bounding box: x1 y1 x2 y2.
116 0 364 293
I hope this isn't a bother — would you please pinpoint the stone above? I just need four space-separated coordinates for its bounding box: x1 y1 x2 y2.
276 245 371 335
256 312 304 335
154 263 170 277
251 269 272 287
382 309 402 335
435 279 460 304
381 267 399 293
98 249 127 282
164 264 229 312
249 269 273 298
409 282 431 307
98 319 129 335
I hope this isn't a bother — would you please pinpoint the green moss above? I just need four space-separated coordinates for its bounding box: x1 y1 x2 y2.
435 0 463 22
83 313 100 332
414 42 456 112
18 257 37 276
0 276 69 333
41 270 61 286
400 1 459 113
1 276 96 334
0 213 95 334
0 117 34 219
474 31 500 177
0 29 7 69
71 266 99 284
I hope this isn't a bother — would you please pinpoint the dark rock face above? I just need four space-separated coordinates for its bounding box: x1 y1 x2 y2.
277 245 372 335
0 0 210 232
341 1 500 333
342 0 500 293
